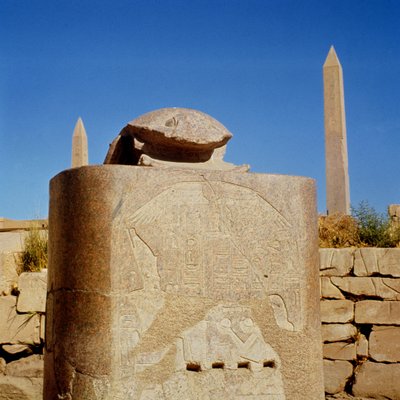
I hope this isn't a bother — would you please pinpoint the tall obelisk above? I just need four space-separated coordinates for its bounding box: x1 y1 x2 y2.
323 46 350 215
71 117 88 168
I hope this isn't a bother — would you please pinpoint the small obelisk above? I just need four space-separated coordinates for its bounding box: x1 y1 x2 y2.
71 117 88 168
323 46 350 215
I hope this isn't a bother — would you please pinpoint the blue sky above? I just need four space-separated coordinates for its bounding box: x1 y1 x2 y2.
1 0 399 219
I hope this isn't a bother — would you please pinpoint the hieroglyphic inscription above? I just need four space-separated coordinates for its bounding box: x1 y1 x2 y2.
121 181 303 330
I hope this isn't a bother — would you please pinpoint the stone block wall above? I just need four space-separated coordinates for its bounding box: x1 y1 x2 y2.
0 231 44 399
321 248 400 399
1 240 400 399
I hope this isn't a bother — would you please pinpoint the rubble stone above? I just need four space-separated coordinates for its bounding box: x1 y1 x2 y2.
0 232 26 252
323 360 353 394
323 342 356 361
354 248 400 277
0 252 19 295
5 355 43 378
17 269 47 312
356 334 368 359
355 300 400 324
353 362 400 399
320 249 354 277
0 296 40 344
322 324 357 343
331 276 400 300
321 277 345 299
369 326 400 362
0 375 43 399
2 344 31 355
0 357 5 375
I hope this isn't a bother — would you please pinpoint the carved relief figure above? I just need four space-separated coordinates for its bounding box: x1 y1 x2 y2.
123 180 303 331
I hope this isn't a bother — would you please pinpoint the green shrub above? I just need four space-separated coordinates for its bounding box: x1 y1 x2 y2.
351 201 400 248
19 228 48 273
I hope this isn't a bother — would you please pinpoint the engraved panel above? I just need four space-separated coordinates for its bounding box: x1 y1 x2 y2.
122 181 302 326
136 305 285 399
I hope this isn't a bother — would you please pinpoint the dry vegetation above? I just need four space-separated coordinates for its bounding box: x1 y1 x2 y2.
19 228 48 273
319 202 400 248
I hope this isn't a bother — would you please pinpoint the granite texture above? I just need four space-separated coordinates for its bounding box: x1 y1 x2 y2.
44 165 324 400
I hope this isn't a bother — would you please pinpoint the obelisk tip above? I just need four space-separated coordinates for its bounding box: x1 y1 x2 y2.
73 117 87 138
324 46 341 68
71 117 89 167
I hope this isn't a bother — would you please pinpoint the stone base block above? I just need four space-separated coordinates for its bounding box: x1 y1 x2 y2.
353 362 400 399
323 360 353 394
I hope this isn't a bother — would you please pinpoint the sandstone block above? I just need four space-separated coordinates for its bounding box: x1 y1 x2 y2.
356 334 368 358
17 269 47 312
323 360 353 394
0 296 40 344
322 324 357 343
5 355 43 377
331 276 400 300
354 248 400 277
353 362 400 399
369 326 400 362
0 376 42 399
325 394 374 400
0 231 26 252
0 252 19 295
0 357 5 374
40 315 45 341
321 277 345 299
323 342 356 361
320 248 354 276
2 344 32 355
355 300 400 324
320 300 354 323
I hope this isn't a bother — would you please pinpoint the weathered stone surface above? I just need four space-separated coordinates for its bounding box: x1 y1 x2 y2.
354 248 400 277
320 248 354 276
125 108 232 151
326 394 374 400
0 376 42 399
17 269 47 312
353 362 400 399
323 360 353 394
2 344 32 355
331 276 400 300
323 46 350 215
0 231 26 252
40 315 45 341
5 355 43 377
369 326 400 362
389 204 400 228
320 300 354 323
45 165 324 399
104 108 248 171
355 300 400 324
0 296 40 344
0 252 18 294
0 219 47 233
356 334 368 358
322 324 357 343
321 277 345 299
0 358 5 375
323 342 356 361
